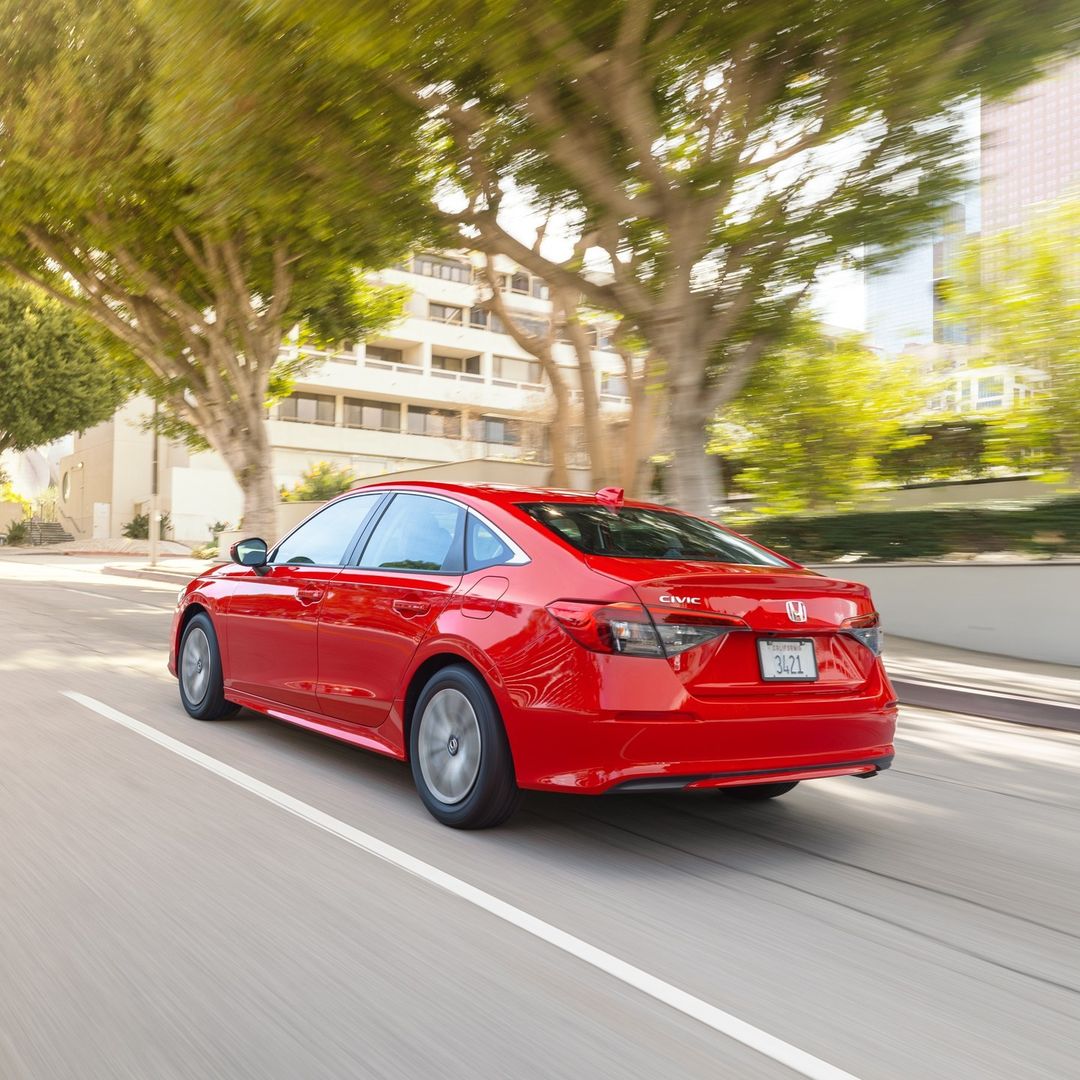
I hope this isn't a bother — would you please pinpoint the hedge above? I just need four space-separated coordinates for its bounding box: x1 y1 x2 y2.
744 495 1080 563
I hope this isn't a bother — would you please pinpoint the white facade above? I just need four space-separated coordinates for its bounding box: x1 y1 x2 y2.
57 252 631 545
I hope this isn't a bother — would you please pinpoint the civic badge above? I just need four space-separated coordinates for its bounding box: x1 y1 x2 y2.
785 600 808 623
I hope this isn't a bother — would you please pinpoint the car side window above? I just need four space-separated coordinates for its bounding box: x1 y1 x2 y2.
271 493 382 566
466 513 514 571
356 494 465 573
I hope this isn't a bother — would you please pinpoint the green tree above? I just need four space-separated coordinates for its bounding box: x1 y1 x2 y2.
261 0 1077 512
0 0 432 537
0 282 127 454
941 198 1080 483
280 461 355 503
711 319 922 513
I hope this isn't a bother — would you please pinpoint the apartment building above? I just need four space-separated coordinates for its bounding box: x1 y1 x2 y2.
57 251 632 545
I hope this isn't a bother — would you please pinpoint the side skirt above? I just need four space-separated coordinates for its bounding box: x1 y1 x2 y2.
225 690 405 761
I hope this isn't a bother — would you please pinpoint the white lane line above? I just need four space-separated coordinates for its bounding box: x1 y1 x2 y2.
63 691 863 1080
60 587 169 611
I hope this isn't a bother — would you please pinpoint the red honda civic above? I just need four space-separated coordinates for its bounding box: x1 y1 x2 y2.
170 482 896 828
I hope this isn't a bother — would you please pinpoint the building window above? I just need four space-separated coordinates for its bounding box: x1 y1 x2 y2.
492 355 542 385
407 406 461 439
343 398 401 432
470 307 489 329
364 344 406 366
278 392 335 425
506 312 549 338
601 373 629 397
412 254 471 283
432 354 481 376
530 278 549 300
471 415 520 446
429 302 464 325
510 272 530 295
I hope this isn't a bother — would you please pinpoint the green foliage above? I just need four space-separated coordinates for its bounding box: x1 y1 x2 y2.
191 520 232 560
1 482 31 517
4 519 29 546
0 281 128 453
711 319 925 512
121 511 172 540
0 0 435 529
747 495 1080 562
280 461 355 503
875 418 993 485
941 198 1080 480
262 0 1078 513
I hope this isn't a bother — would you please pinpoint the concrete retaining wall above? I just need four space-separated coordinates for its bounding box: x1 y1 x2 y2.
809 562 1080 667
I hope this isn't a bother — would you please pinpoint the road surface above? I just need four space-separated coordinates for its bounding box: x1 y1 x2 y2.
2 554 1078 1080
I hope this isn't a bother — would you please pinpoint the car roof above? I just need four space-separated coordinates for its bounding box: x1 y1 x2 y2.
345 480 670 513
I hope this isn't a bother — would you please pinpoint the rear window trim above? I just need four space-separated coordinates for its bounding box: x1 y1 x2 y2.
515 501 786 568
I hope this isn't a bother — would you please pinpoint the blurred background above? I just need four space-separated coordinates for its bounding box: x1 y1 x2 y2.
2 6 1080 1080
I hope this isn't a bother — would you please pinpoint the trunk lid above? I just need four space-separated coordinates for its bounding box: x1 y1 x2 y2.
586 557 881 697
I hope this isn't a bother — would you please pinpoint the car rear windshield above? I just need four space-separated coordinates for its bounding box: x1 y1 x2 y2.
518 503 786 566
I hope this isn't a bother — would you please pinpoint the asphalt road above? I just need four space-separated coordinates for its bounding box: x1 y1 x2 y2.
2 554 1078 1080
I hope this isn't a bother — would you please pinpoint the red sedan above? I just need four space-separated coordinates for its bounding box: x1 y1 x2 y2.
170 482 897 828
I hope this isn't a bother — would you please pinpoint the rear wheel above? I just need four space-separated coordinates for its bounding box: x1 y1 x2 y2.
410 665 521 829
178 611 239 721
722 780 799 801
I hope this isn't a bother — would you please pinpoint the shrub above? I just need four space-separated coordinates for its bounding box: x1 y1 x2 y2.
746 495 1080 563
121 511 172 540
4 518 29 546
280 461 354 503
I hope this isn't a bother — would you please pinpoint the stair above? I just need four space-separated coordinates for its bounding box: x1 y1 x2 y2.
28 520 74 546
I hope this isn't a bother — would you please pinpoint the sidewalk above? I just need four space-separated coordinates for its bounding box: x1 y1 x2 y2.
102 558 210 585
885 635 1080 732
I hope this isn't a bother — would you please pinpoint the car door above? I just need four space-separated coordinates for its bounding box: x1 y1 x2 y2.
224 492 385 712
316 493 466 727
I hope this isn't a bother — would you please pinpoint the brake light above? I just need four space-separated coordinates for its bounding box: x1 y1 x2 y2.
546 601 744 658
842 612 884 655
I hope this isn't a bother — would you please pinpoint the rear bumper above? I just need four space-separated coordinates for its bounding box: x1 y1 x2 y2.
505 701 898 794
609 754 893 794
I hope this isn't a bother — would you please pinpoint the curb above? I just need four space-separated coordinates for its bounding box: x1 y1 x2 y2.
894 679 1080 735
102 565 200 585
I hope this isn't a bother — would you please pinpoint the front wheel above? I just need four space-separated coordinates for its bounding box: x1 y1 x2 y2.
722 781 799 801
409 665 521 829
178 611 239 721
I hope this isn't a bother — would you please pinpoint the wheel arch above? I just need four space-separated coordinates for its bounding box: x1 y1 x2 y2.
402 651 508 765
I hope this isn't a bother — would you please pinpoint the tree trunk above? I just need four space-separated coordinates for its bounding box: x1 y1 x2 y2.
667 376 717 515
546 376 572 488
618 348 661 498
219 413 278 541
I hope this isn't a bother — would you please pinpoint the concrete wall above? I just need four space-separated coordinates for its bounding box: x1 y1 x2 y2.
0 501 25 534
809 561 1080 666
880 477 1066 510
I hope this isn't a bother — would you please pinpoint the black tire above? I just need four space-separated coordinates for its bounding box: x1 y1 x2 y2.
177 611 239 721
409 664 521 829
722 780 799 801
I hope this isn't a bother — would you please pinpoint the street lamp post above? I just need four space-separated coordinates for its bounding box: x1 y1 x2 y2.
148 400 160 567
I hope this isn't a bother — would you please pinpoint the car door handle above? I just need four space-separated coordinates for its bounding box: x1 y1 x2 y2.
297 585 325 605
393 598 430 617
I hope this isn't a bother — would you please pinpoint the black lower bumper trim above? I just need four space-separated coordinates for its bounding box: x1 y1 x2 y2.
609 754 894 794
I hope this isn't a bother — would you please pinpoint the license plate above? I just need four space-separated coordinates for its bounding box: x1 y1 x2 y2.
757 638 818 681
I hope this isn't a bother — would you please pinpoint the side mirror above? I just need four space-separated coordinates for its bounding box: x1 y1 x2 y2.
230 537 269 572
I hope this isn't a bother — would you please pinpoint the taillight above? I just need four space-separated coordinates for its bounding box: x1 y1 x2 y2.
546 601 745 658
842 612 884 655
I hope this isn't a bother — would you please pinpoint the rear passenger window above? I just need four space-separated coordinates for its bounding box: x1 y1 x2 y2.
357 494 465 573
466 514 514 571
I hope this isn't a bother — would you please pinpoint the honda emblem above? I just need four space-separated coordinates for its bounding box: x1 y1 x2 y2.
785 600 808 623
